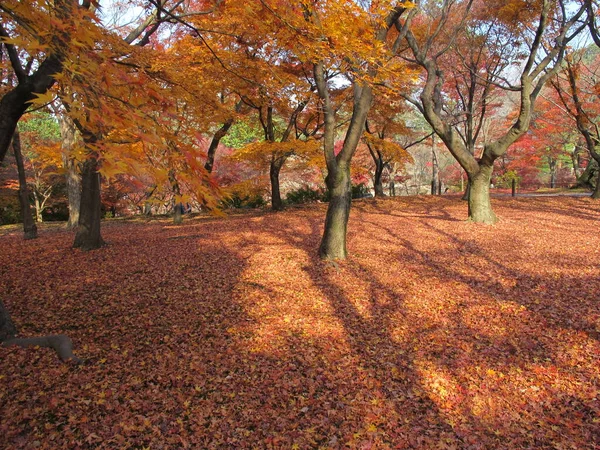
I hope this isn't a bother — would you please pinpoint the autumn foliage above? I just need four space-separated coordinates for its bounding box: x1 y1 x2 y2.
1 196 599 449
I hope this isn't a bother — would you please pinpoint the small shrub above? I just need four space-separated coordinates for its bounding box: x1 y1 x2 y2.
221 192 266 209
285 186 326 205
351 183 372 199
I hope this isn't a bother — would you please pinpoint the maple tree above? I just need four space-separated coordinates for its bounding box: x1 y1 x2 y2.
400 0 588 223
302 0 414 259
551 47 600 198
363 99 415 197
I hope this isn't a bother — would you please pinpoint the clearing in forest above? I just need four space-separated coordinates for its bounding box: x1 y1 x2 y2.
0 196 599 449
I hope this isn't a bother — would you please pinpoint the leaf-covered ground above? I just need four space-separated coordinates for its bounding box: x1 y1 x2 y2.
1 196 599 449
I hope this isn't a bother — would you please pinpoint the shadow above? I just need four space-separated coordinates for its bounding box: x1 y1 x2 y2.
1 196 598 449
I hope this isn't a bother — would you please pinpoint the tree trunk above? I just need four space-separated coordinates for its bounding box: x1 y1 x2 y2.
270 157 285 211
593 168 600 199
576 160 597 188
319 163 352 260
65 159 81 228
461 180 471 201
389 181 395 196
33 193 43 222
73 156 105 250
204 119 233 173
59 113 82 228
12 129 37 239
0 56 64 164
374 160 385 197
173 202 183 224
468 165 497 224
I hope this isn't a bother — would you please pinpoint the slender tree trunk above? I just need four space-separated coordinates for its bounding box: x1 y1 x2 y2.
65 159 81 227
168 170 183 224
73 156 105 250
374 160 385 197
468 164 497 224
319 163 352 260
58 114 82 228
33 193 43 222
389 181 395 196
204 119 233 173
270 157 285 211
12 129 37 239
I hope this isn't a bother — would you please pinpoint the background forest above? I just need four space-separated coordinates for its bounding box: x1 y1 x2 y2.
1 0 599 239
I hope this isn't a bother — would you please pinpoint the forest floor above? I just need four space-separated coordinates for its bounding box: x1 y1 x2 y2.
1 196 599 449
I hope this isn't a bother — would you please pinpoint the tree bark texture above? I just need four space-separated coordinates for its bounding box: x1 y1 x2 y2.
12 129 38 239
58 113 82 228
270 157 285 211
319 163 352 260
468 164 497 224
0 56 64 164
73 156 105 250
373 159 385 197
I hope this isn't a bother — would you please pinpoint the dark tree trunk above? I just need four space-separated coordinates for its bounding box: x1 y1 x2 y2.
0 56 63 164
319 163 352 260
468 164 497 224
374 160 385 197
73 156 105 250
270 157 285 211
549 158 557 188
389 181 395 196
204 119 233 173
168 170 183 224
12 129 37 239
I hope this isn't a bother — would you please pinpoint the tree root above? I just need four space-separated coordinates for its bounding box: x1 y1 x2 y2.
2 334 82 364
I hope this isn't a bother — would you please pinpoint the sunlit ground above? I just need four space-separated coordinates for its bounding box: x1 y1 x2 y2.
1 196 598 449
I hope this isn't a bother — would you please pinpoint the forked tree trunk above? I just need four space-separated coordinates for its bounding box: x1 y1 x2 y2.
73 156 105 250
468 164 497 224
270 157 285 211
12 130 37 239
319 163 352 260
